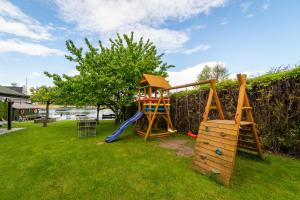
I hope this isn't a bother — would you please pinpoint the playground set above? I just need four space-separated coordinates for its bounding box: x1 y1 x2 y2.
105 73 264 186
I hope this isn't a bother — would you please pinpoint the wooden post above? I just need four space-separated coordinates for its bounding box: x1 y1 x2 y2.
210 80 225 120
138 87 141 112
7 101 13 130
202 88 214 123
145 98 161 141
234 76 246 126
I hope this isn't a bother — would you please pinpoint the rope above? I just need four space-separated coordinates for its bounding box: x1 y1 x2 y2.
198 88 202 123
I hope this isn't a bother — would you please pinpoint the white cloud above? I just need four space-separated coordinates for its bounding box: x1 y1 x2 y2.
220 19 228 25
181 44 211 54
167 61 225 87
247 14 254 18
53 0 226 51
0 39 64 56
240 2 252 13
0 0 52 40
262 3 269 11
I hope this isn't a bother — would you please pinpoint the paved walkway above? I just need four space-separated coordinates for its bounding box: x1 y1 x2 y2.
0 128 24 136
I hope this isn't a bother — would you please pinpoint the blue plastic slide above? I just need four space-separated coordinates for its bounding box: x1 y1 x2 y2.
105 111 144 143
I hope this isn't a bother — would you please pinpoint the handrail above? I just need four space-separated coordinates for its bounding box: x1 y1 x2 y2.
166 79 213 90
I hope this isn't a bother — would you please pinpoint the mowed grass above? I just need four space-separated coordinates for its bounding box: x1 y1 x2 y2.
0 120 300 200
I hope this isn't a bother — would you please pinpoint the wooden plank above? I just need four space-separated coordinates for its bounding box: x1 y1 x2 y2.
242 106 252 110
167 80 212 90
240 121 253 126
238 134 254 140
197 133 237 146
202 121 239 131
143 103 170 106
210 80 225 120
198 129 237 140
199 126 238 136
192 161 231 186
193 159 232 180
237 145 257 152
195 137 237 152
234 74 246 125
194 146 235 162
238 139 256 147
194 154 233 170
201 88 214 123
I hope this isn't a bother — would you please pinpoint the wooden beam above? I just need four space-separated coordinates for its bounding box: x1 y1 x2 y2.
202 88 214 123
166 80 212 90
210 80 225 120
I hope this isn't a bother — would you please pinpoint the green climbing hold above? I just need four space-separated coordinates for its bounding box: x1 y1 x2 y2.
215 148 223 155
205 126 209 132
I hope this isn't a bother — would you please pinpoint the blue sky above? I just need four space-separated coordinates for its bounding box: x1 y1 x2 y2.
0 0 300 88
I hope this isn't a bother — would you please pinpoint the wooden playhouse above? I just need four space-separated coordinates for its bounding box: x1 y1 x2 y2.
135 74 175 140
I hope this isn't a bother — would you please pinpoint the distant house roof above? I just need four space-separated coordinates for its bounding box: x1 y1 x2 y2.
140 74 171 89
5 86 23 94
12 102 39 109
0 85 29 98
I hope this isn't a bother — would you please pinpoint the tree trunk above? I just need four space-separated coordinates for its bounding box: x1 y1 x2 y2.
114 109 123 125
43 101 50 127
96 103 101 124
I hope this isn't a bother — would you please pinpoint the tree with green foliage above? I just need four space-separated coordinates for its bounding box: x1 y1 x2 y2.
47 32 173 123
30 86 59 127
197 64 229 82
197 65 211 81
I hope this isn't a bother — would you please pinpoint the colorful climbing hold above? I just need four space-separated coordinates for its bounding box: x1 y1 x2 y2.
215 148 223 155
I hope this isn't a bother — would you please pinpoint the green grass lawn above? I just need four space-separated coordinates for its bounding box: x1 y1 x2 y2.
0 120 299 200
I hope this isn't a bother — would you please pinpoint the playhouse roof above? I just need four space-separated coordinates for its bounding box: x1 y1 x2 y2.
140 74 171 89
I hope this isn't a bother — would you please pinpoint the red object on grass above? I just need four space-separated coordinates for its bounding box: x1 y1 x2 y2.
187 131 198 138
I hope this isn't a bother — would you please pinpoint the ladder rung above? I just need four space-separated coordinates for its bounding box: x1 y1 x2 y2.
238 139 255 147
210 106 217 110
242 107 252 110
240 121 254 126
239 134 253 139
238 145 257 152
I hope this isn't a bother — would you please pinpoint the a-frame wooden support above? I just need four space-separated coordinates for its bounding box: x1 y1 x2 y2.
192 74 264 186
202 80 225 122
137 88 175 141
235 74 264 159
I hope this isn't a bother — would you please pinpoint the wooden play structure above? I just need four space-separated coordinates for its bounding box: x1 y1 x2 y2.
134 73 263 186
136 74 175 140
192 74 264 186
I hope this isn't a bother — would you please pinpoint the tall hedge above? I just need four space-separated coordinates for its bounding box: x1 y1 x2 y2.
170 66 300 157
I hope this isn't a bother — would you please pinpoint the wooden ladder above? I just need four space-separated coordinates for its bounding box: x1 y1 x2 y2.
235 74 264 160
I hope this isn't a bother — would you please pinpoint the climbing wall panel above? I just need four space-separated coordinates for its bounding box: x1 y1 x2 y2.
192 120 239 186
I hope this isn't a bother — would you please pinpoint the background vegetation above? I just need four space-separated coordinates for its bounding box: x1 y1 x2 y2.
171 66 300 157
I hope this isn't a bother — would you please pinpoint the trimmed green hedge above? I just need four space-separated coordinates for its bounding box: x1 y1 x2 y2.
172 66 300 97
